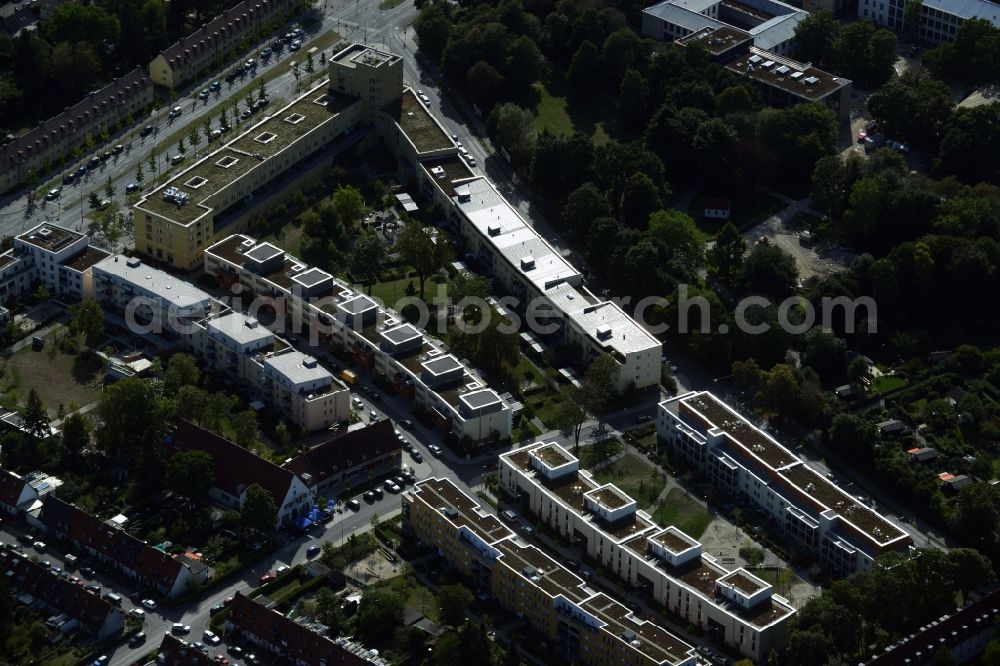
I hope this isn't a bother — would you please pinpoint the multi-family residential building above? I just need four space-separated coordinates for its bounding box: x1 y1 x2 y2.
642 0 807 55
285 419 401 499
859 0 1000 45
226 592 388 665
674 26 852 120
168 420 313 528
434 176 662 392
0 551 124 640
658 391 913 575
498 442 794 661
153 634 216 666
85 254 350 430
203 234 512 444
147 0 295 89
0 68 152 192
0 468 62 518
403 477 701 666
867 588 1000 664
38 496 209 598
328 43 405 123
133 75 370 271
0 223 109 306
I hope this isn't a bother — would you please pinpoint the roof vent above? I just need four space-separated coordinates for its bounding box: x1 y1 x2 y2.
520 256 535 271
596 324 612 340
487 224 501 236
302 356 318 368
126 257 142 268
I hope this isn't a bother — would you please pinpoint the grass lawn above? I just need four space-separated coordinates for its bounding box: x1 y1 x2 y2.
529 79 613 146
579 438 623 468
3 329 102 415
872 375 906 394
651 488 712 538
591 453 665 509
376 574 440 622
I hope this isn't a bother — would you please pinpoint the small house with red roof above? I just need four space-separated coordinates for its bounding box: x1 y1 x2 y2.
700 198 732 219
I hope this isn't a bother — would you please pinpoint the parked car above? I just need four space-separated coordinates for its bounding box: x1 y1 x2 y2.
210 80 221 92
33 541 46 551
125 181 140 193
84 583 100 595
198 89 210 100
411 450 423 463
128 632 147 646
289 39 302 51
168 106 182 119
75 166 87 178
373 487 384 500
501 510 518 522
276 565 289 575
203 630 221 645
79 567 95 577
44 188 60 200
364 490 376 503
113 144 124 154
129 608 145 620
141 598 157 610
140 125 154 136
261 47 272 58
428 444 442 456
210 603 226 615
87 156 101 169
259 572 277 585
171 623 191 635
223 596 235 606
635 415 653 423
401 419 414 430
521 525 535 536
347 499 361 511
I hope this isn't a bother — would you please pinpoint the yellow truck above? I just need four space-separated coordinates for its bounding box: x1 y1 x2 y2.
340 369 358 386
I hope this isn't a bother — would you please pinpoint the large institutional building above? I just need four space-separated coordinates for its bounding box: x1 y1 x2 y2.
497 441 795 661
403 476 703 666
132 42 662 393
657 392 913 574
859 0 1000 45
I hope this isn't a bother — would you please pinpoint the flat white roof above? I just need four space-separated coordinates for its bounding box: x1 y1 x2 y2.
263 350 333 386
205 312 274 347
566 299 660 355
93 255 213 312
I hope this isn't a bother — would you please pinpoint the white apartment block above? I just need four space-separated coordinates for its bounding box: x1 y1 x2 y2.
442 177 661 393
657 391 913 575
499 441 794 661
203 234 513 444
642 0 807 55
85 254 349 431
859 0 1000 44
0 223 110 308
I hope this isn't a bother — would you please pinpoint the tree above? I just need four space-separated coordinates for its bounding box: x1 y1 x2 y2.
562 183 611 235
757 364 801 416
241 483 278 532
832 22 897 87
554 388 589 454
166 450 215 500
581 354 619 425
70 298 104 348
787 628 831 665
331 185 364 225
88 192 101 210
811 154 847 218
51 42 101 100
568 40 600 102
22 389 49 440
466 60 506 112
741 240 798 297
177 137 186 154
867 74 955 148
437 584 473 626
396 223 453 299
618 69 649 127
488 103 536 165
708 222 746 285
61 411 90 461
356 588 404 642
827 413 875 455
188 124 201 148
620 172 662 229
231 410 259 448
305 51 315 74
648 209 705 278
47 3 120 48
348 233 387 288
506 35 543 91
793 9 838 66
163 353 201 395
135 162 144 186
732 358 763 398
104 176 116 199
415 2 452 63
803 328 847 383
95 377 171 459
315 587 343 634
847 356 870 385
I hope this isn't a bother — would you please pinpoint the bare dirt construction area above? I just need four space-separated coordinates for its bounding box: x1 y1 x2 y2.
742 205 857 282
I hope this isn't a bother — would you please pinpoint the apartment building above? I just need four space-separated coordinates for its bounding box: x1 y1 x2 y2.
439 177 661 392
642 0 807 55
0 68 152 192
1 552 124 640
85 254 350 430
226 592 388 665
675 26 852 120
498 442 794 661
38 496 209 598
168 420 314 528
658 391 913 575
0 222 109 306
285 419 401 499
204 234 512 444
154 634 215 666
327 43 404 123
859 0 1000 45
148 0 295 89
403 477 701 666
132 79 365 271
